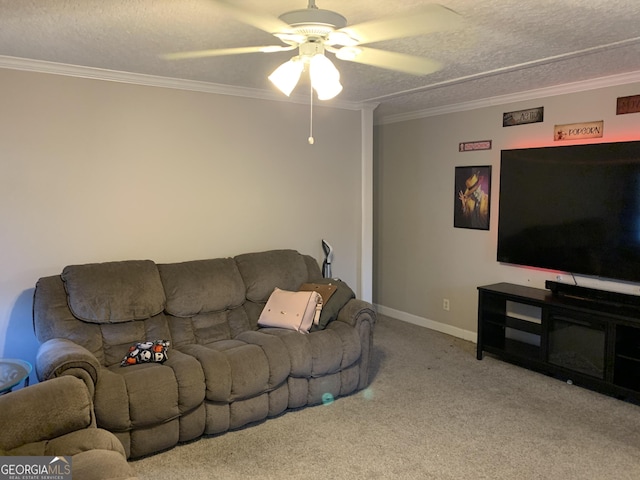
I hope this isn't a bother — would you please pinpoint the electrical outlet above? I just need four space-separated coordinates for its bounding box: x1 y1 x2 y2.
443 298 450 311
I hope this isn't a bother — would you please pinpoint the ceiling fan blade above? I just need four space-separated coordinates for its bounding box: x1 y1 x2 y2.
336 46 442 76
338 4 462 45
163 45 295 60
209 0 292 35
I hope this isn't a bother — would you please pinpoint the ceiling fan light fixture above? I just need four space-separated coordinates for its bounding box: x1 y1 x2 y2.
309 54 342 100
268 58 304 96
278 8 347 33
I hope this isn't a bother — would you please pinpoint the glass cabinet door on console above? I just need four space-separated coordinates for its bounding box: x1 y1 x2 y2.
547 312 606 380
614 325 640 391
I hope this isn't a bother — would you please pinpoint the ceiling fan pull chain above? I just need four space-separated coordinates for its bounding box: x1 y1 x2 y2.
308 82 315 145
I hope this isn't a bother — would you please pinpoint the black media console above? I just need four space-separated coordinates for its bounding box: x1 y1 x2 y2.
477 282 640 402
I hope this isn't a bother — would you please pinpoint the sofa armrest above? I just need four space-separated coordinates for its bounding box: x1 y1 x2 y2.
334 298 376 390
36 338 101 393
335 298 377 329
71 449 139 480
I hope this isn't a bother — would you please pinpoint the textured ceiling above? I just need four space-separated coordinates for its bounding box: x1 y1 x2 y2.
1 0 639 122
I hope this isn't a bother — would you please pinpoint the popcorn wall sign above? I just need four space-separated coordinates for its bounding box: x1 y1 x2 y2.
554 121 604 141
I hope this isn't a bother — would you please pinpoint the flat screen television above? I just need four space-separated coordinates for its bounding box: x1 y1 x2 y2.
497 140 640 284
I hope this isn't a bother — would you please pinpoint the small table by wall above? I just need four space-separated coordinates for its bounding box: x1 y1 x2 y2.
0 359 32 394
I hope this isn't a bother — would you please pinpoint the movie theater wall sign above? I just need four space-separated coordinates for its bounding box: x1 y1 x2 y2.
503 107 544 127
459 140 492 152
617 94 640 115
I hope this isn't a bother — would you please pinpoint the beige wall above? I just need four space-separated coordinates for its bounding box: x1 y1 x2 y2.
374 80 640 340
0 68 365 363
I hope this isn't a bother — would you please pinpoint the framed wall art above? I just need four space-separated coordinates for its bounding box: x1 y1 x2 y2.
454 166 491 230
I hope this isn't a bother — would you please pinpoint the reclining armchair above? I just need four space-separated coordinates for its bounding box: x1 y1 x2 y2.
0 376 137 480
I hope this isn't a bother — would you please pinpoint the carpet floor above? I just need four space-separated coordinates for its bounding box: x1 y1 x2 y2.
132 315 640 479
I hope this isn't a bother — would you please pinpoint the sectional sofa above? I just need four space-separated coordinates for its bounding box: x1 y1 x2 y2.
32 249 376 458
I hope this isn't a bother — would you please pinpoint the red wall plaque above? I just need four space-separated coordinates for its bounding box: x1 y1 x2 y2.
617 95 640 115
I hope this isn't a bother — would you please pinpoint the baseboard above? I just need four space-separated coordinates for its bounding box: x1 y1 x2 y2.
374 304 478 344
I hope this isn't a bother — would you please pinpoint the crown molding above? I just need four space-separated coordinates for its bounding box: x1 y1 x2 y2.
377 70 640 125
0 55 376 112
4 55 636 123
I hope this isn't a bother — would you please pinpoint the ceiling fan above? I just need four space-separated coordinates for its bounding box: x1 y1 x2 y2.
164 0 462 101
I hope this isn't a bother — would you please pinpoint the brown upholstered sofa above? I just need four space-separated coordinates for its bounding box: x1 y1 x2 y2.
0 375 137 480
33 249 376 459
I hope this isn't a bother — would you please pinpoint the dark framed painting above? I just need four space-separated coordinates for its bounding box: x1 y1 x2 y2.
454 166 491 230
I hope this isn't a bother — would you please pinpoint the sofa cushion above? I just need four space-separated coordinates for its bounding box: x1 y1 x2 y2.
94 365 175 431
100 315 172 368
94 352 206 433
258 321 361 378
235 250 310 302
62 260 165 324
158 258 246 317
178 338 288 403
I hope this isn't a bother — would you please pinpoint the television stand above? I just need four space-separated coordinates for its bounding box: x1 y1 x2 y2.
477 282 640 402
